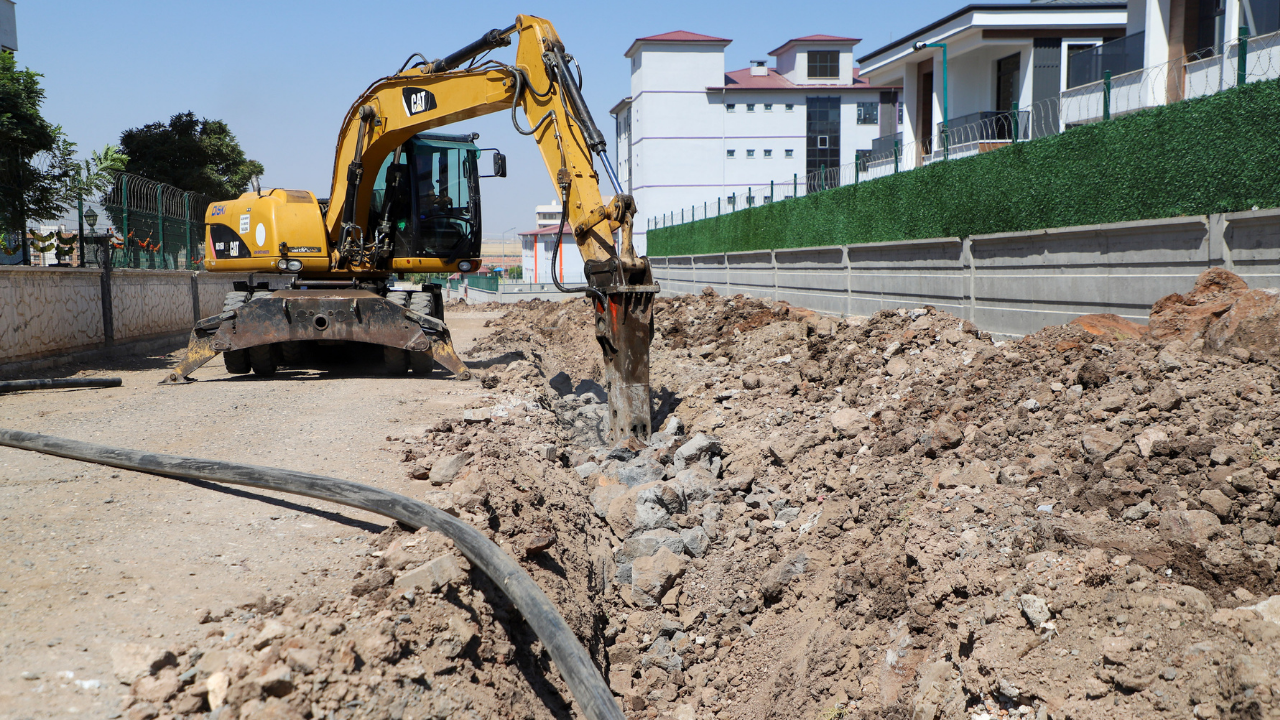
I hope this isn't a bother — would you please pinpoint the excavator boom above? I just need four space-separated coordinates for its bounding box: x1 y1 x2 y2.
165 15 657 442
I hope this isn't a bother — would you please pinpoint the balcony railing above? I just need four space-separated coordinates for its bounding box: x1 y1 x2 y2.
870 132 902 155
1067 32 1146 88
939 110 1030 144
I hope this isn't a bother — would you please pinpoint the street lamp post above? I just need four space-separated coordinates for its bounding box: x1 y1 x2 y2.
84 207 99 267
913 41 949 160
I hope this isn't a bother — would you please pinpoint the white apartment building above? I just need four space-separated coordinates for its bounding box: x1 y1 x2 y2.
857 1 1129 167
611 31 902 255
518 226 586 284
0 1 16 54
533 202 562 229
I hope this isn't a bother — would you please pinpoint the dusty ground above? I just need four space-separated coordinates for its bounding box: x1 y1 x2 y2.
0 312 502 719
8 272 1280 720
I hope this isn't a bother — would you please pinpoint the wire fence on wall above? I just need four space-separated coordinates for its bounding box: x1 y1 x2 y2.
647 29 1280 232
99 173 213 270
0 173 214 269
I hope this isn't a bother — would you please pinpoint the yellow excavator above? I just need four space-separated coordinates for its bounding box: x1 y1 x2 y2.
161 15 657 441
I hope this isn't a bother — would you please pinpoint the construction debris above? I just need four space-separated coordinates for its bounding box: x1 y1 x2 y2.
123 269 1280 719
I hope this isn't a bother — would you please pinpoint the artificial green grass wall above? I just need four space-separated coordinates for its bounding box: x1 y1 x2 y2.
649 80 1280 256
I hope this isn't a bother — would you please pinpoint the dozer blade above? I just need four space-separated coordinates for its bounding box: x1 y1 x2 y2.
587 259 660 443
430 334 472 381
159 291 471 384
160 330 218 384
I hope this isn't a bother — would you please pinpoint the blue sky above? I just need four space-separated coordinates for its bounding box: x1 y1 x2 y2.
20 0 960 238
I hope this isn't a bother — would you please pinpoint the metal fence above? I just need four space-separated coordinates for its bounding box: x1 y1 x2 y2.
647 28 1280 233
0 172 215 269
98 173 213 269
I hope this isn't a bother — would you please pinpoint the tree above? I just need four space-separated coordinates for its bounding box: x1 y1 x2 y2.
0 51 78 253
73 144 128 198
119 112 264 200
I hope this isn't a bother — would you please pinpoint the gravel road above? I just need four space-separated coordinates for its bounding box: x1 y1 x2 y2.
0 311 502 718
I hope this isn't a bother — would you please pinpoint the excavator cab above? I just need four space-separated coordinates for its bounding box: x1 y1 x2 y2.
371 132 483 263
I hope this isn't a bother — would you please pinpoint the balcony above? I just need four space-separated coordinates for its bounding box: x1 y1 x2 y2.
940 110 1030 144
870 132 903 155
1067 32 1146 88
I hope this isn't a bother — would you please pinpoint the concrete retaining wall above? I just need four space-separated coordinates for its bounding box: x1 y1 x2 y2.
0 268 248 373
450 282 582 305
651 208 1280 336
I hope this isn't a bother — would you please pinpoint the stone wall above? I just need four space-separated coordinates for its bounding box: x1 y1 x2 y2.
0 268 248 370
0 268 105 363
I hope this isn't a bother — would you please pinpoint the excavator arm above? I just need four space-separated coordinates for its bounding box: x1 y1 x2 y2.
325 15 656 440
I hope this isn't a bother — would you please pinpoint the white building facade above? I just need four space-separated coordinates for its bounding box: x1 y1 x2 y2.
0 0 16 54
857 2 1131 167
518 226 586 285
533 202 562 229
612 31 902 255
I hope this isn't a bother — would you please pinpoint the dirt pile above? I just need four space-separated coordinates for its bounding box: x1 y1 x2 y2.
121 270 1280 720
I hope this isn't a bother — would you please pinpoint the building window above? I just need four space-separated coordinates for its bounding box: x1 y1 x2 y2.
856 102 879 125
726 104 736 112
764 103 773 112
996 53 1021 113
726 149 735 158
806 97 840 188
747 104 756 112
785 149 794 158
764 149 773 158
746 149 755 158
1244 0 1280 36
785 104 795 112
807 50 839 79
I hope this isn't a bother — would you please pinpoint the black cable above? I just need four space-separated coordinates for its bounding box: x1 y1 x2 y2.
0 428 624 720
550 186 605 304
397 53 429 74
0 378 122 393
507 68 557 137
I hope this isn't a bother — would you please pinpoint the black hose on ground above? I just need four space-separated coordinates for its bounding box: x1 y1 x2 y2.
0 428 623 720
0 378 123 393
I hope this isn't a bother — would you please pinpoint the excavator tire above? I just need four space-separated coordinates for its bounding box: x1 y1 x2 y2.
409 350 434 376
224 350 250 374
248 345 277 377
222 291 252 374
222 291 250 312
280 341 306 367
384 347 409 375
408 289 439 374
383 292 411 374
409 291 434 318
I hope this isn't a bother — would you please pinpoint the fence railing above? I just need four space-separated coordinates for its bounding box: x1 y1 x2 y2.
99 173 213 270
2 172 215 269
646 28 1280 234
1067 31 1147 88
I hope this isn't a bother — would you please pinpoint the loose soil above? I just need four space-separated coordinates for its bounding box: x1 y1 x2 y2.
6 276 1280 720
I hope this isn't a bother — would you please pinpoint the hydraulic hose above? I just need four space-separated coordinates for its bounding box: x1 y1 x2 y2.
0 428 624 720
0 378 122 393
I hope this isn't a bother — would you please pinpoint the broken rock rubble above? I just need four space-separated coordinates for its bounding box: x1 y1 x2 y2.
129 271 1280 720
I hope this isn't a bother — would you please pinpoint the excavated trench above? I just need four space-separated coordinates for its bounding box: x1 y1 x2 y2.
87 270 1280 719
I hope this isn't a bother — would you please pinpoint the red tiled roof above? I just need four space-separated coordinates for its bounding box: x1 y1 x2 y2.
519 226 569 236
791 34 861 42
769 34 861 56
627 30 731 57
636 30 730 43
718 68 798 89
707 66 894 90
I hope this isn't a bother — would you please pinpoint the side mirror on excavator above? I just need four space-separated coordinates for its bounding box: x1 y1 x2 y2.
492 152 507 178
